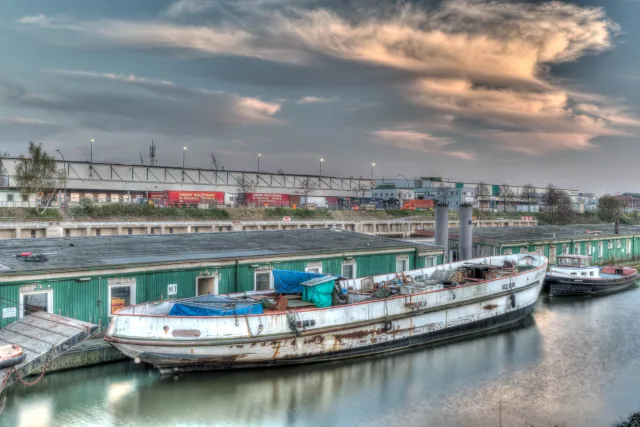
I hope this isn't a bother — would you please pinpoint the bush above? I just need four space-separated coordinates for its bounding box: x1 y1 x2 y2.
69 203 230 220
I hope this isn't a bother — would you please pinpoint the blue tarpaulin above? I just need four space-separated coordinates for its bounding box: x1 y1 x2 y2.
272 270 324 294
169 295 264 316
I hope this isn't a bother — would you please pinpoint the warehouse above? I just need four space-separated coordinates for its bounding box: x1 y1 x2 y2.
0 229 444 329
447 225 640 264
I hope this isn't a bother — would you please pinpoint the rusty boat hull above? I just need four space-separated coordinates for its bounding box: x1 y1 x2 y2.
105 254 548 373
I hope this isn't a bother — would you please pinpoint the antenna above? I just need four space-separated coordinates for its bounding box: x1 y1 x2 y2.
140 152 144 165
149 140 157 166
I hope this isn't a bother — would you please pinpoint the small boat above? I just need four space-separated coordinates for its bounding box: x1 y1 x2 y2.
0 344 26 369
105 253 548 374
546 255 639 297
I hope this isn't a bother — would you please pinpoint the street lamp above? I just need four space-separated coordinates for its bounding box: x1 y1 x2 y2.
56 150 67 209
90 138 95 177
397 174 410 188
371 162 376 180
182 146 187 168
320 158 324 175
258 153 262 172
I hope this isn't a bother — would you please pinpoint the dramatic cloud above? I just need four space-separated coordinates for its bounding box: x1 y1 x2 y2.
2 70 282 137
14 0 638 158
371 130 476 160
296 96 336 105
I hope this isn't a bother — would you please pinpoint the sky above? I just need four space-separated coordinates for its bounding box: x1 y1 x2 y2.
1 0 639 195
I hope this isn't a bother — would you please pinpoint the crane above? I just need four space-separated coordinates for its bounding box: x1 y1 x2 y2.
211 154 221 170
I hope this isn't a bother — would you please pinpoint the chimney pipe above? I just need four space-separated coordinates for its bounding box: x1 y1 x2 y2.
435 203 449 261
459 203 474 261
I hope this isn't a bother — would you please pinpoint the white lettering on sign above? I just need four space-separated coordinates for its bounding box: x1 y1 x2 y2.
108 277 136 286
3 307 16 318
167 284 178 296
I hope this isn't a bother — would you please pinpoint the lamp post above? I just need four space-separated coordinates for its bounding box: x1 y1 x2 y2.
90 138 95 177
182 146 187 168
397 174 410 188
320 158 324 175
56 150 67 209
371 162 376 180
258 153 262 172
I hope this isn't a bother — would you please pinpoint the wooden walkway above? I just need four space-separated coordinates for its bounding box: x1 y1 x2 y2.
0 312 98 390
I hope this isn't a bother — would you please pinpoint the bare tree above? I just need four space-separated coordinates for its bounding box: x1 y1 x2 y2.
543 184 574 224
598 194 626 222
521 184 537 213
352 182 370 198
499 183 516 213
436 182 452 205
475 181 491 210
14 142 65 214
296 177 318 197
235 175 256 206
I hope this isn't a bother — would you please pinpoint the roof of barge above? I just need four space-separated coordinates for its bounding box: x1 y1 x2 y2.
0 228 442 275
448 224 640 245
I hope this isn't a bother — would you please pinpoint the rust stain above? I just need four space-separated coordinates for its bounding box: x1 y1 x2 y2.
334 329 371 342
303 335 325 345
272 341 282 359
483 304 499 310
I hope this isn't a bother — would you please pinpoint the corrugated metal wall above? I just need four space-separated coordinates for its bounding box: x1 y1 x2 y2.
0 249 438 329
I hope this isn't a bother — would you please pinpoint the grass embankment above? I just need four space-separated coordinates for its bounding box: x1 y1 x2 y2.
68 203 230 220
0 207 63 221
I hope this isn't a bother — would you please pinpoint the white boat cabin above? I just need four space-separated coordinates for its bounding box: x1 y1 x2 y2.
548 255 600 278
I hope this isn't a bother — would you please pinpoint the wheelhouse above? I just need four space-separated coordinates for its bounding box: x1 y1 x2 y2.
556 255 591 268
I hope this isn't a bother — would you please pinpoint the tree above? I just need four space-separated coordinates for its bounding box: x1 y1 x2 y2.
14 141 65 214
543 184 574 224
296 177 318 197
234 175 256 206
521 184 537 213
475 181 491 210
598 194 625 222
499 183 515 213
352 182 370 198
436 182 452 205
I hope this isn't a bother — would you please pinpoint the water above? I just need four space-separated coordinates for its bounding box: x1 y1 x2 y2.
3 290 640 427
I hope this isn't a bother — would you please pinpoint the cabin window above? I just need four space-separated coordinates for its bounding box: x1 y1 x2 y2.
562 244 568 255
581 272 586 276
503 249 513 255
305 262 322 274
590 272 594 276
608 241 613 250
571 272 577 276
627 240 632 254
108 284 134 315
617 240 621 249
572 259 579 267
424 257 435 267
395 256 408 272
6 194 13 202
586 244 592 255
20 290 53 318
341 263 356 279
255 272 272 291
574 244 580 255
598 243 604 258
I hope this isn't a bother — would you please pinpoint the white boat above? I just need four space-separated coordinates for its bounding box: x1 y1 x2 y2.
105 253 548 374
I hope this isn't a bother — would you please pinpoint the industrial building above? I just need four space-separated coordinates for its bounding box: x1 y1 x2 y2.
0 229 444 329
447 224 640 264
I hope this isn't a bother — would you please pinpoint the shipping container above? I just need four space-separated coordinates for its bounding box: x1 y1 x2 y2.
244 193 290 207
403 199 434 210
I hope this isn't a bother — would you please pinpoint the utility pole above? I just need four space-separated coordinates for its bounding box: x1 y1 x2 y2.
56 150 67 210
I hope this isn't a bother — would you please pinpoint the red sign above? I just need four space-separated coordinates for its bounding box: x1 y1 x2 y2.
245 193 290 206
283 216 291 223
521 216 533 221
166 191 224 204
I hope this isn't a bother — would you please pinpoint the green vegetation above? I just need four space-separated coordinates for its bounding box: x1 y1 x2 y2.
264 207 331 219
0 207 63 221
69 200 230 220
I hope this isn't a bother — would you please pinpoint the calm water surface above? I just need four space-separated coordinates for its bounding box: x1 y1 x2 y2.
2 290 640 427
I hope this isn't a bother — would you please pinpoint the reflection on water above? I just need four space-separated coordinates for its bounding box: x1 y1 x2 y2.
2 290 640 427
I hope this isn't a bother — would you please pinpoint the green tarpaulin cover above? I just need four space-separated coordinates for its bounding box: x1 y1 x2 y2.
301 276 338 308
